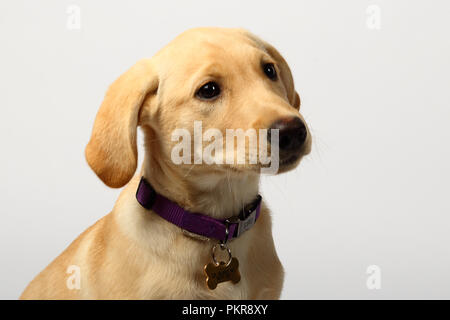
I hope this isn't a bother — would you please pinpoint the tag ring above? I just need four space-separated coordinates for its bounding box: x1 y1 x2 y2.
211 243 232 267
221 219 232 245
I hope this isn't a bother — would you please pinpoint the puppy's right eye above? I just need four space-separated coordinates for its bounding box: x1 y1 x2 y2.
196 82 221 100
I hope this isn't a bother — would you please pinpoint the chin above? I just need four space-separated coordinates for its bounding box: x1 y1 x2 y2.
276 156 304 174
273 148 311 174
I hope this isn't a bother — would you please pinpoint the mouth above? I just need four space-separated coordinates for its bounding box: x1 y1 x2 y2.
277 144 311 172
279 154 300 167
185 152 306 176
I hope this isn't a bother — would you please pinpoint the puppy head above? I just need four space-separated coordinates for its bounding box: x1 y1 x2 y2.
86 28 311 188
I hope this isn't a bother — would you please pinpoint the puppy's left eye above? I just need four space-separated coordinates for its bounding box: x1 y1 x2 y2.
263 63 277 80
196 82 221 100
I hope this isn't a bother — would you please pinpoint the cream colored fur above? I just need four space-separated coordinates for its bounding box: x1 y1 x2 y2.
20 27 311 299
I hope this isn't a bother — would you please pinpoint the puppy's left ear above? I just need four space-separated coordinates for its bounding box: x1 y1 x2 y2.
293 91 301 110
246 32 301 110
264 43 301 110
85 59 158 188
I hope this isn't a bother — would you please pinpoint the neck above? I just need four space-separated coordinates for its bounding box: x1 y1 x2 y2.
141 155 260 220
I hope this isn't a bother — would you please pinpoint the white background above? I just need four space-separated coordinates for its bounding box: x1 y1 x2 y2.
1 0 449 299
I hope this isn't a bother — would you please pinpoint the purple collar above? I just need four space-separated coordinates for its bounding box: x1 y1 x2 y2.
136 177 262 243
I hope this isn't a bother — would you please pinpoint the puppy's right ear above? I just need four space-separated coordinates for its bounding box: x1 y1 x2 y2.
85 59 158 188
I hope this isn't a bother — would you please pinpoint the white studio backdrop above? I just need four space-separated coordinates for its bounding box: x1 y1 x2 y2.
1 0 449 299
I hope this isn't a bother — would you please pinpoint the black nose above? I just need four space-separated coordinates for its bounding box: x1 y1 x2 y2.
268 117 307 151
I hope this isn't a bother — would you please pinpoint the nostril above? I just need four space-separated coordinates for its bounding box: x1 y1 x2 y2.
279 135 291 149
297 124 307 145
268 117 307 151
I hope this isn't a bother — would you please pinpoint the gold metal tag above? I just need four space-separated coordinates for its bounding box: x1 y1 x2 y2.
204 257 241 290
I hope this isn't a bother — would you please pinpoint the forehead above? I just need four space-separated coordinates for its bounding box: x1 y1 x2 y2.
154 28 270 76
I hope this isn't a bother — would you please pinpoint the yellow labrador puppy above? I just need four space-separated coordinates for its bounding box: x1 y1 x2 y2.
21 27 311 299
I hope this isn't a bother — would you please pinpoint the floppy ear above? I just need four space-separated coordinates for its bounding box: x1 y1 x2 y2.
244 31 300 110
293 91 301 110
263 42 301 110
85 59 158 188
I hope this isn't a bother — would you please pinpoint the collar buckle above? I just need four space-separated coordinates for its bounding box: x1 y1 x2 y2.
227 195 262 238
235 209 257 237
235 194 261 237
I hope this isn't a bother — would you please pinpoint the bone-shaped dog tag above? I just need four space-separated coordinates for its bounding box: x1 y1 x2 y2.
204 257 241 290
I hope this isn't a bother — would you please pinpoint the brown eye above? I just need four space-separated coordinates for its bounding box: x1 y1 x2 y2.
196 82 221 100
263 63 277 80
